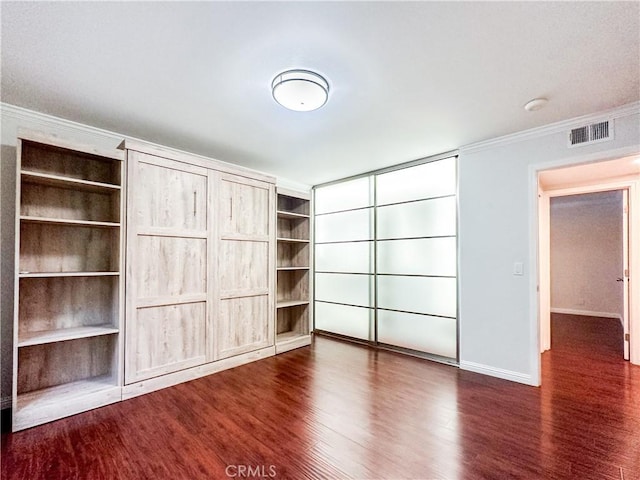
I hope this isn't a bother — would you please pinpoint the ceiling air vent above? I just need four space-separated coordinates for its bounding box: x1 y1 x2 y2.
568 120 612 147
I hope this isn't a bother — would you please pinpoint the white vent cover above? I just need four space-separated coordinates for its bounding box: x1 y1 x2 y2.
569 120 613 147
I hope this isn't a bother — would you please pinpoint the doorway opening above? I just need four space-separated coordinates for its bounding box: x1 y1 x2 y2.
537 154 640 379
548 190 627 359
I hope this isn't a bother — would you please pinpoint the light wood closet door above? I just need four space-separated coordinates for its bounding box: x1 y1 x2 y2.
214 173 275 359
126 151 212 383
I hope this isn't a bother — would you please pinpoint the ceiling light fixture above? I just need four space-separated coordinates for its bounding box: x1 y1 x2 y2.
524 97 549 112
272 69 329 112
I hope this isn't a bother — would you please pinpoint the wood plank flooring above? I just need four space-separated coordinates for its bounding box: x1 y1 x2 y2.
2 313 639 479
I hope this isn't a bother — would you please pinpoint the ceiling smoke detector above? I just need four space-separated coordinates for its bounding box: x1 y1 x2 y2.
524 98 548 112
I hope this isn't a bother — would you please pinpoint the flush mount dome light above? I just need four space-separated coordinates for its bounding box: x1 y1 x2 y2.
272 69 329 112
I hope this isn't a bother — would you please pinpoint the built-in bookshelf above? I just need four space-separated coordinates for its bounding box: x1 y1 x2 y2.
275 189 311 353
12 131 124 431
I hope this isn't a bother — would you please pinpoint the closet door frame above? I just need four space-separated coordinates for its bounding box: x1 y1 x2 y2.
313 150 460 364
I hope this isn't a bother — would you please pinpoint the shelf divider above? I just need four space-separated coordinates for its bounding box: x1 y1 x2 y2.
276 300 310 309
276 210 310 220
20 216 120 228
21 170 121 193
276 237 310 243
18 325 119 347
19 271 120 278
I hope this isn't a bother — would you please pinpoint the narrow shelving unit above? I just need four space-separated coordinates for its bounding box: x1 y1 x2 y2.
275 189 312 354
13 130 124 431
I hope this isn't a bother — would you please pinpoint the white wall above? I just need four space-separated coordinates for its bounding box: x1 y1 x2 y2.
550 192 623 320
458 104 639 385
0 104 309 408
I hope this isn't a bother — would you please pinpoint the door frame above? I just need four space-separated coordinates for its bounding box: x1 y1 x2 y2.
538 182 633 359
528 146 640 386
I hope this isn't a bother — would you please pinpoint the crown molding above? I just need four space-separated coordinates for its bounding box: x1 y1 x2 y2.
0 102 277 182
1 102 121 142
460 101 640 155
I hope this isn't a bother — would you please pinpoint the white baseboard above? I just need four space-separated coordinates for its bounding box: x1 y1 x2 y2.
1 396 12 410
459 361 538 386
551 308 622 325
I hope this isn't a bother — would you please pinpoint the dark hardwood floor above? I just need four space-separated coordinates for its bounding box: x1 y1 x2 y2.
2 314 639 479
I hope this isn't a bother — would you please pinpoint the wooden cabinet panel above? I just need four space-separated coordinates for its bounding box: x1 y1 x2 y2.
219 176 269 238
135 237 207 299
126 151 212 383
217 296 269 358
219 240 269 295
126 150 274 381
133 157 207 231
131 303 207 380
214 173 274 360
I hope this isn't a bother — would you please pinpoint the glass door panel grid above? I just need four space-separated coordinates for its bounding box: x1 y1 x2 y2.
314 155 458 362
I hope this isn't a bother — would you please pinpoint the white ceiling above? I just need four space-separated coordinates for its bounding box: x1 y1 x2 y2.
2 2 639 185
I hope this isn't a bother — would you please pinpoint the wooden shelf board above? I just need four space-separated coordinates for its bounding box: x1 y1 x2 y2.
18 325 119 347
20 216 120 228
19 271 119 278
18 129 124 162
276 267 310 271
276 300 310 309
276 331 309 342
276 237 310 243
15 376 120 430
275 332 311 354
276 210 310 220
21 170 121 193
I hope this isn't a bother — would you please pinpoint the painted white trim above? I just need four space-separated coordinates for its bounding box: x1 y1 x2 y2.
459 361 537 386
531 155 640 377
528 156 542 385
538 191 551 354
1 102 276 181
551 308 622 322
461 101 639 154
545 176 640 197
1 103 121 143
1 396 12 410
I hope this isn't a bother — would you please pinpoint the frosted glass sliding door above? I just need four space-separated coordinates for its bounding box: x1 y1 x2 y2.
314 177 374 341
313 155 458 360
376 156 457 359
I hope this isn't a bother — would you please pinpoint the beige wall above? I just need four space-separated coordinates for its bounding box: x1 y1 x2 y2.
550 191 623 320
